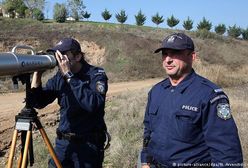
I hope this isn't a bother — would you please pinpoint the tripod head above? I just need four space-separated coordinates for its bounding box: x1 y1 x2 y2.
13 73 38 120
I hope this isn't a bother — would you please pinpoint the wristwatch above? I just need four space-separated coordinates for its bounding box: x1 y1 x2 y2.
64 71 74 83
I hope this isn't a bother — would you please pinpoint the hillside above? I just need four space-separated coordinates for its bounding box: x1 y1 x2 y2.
0 18 248 86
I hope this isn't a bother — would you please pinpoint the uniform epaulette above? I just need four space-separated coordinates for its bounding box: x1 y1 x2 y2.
200 79 224 93
213 88 223 93
200 78 228 103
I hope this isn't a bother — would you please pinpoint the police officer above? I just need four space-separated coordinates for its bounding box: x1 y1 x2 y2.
140 33 243 168
31 37 108 168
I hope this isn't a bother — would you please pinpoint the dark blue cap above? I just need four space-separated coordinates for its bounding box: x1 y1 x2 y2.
154 33 194 53
47 37 81 53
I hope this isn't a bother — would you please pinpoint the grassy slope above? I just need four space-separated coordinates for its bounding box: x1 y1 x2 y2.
1 18 248 84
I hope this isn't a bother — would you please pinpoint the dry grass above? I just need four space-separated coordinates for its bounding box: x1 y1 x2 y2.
225 85 248 165
104 89 149 167
193 58 248 87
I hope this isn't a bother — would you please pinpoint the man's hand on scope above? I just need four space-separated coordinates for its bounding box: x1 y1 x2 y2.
55 50 70 76
30 51 48 88
31 71 43 88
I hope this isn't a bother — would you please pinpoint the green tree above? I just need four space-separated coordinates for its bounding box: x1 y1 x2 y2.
83 11 90 21
115 10 127 24
3 0 17 18
101 9 112 22
25 8 32 18
183 17 193 30
197 17 212 31
16 3 28 18
67 0 85 21
214 24 226 35
3 0 27 18
151 12 164 27
53 3 67 23
33 8 44 21
167 15 180 28
23 0 45 18
241 28 248 40
227 24 242 38
135 9 146 26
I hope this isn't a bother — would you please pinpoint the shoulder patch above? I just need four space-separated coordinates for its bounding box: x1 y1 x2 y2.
210 94 228 104
96 81 106 94
217 103 232 120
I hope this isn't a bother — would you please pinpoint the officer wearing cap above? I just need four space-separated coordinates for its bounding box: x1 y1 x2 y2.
140 33 243 168
31 37 109 168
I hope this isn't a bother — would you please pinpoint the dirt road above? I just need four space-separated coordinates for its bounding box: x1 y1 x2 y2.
0 78 162 157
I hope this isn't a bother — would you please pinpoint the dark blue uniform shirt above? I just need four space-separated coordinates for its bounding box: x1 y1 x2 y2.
141 70 243 167
31 61 108 134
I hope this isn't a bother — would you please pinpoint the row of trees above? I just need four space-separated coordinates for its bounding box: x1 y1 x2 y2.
53 6 248 40
110 10 247 39
1 1 247 40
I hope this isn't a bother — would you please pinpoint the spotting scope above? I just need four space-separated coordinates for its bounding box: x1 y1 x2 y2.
0 45 57 77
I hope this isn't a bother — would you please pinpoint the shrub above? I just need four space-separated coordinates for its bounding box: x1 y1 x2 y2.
151 12 164 27
101 9 112 22
167 15 179 28
83 11 91 21
115 10 128 24
227 24 242 38
215 24 226 35
197 17 212 31
241 28 248 40
183 17 193 30
135 10 146 26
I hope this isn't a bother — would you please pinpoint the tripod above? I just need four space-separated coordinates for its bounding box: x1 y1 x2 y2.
7 74 62 168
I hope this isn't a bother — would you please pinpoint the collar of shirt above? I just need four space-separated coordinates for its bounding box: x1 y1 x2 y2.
161 69 197 93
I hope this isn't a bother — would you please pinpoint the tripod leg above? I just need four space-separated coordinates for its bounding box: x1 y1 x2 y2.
21 130 31 168
17 131 27 168
7 129 18 168
17 152 23 168
39 128 62 168
29 132 34 166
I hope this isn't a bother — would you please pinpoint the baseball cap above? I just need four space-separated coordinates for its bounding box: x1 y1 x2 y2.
154 33 194 53
47 37 81 53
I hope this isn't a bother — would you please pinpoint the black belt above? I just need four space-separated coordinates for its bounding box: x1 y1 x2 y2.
56 129 106 144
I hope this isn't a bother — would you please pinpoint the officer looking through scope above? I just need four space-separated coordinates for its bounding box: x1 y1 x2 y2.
30 37 109 168
140 33 243 168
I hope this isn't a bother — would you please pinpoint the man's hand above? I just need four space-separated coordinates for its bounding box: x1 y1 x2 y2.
31 71 44 88
55 50 70 76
